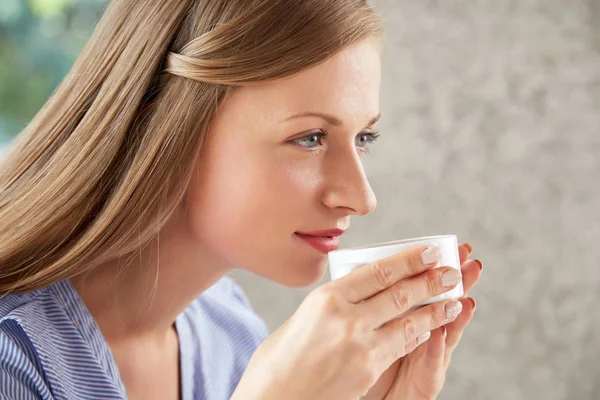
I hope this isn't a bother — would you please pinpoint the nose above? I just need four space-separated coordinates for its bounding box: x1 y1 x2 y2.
321 149 377 216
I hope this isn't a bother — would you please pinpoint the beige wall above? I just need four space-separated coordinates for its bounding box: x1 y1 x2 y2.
231 1 600 399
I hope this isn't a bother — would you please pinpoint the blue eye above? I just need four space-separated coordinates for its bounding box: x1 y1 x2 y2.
356 131 380 150
293 131 328 149
291 130 380 151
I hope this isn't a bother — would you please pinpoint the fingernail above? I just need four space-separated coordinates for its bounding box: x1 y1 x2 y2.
464 243 473 253
445 300 463 320
421 246 441 265
441 326 447 338
417 331 431 345
441 269 462 287
473 259 483 271
468 297 477 311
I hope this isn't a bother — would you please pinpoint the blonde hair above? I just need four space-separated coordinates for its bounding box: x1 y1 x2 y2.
0 0 382 294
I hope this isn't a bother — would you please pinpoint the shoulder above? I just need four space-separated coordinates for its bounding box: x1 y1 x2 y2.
0 290 54 398
0 282 125 399
0 282 81 351
0 288 54 342
0 289 42 321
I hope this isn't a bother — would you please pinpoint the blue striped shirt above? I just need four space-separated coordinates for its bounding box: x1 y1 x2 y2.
0 277 269 399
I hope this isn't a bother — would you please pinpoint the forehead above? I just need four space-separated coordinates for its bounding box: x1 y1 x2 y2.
224 40 381 122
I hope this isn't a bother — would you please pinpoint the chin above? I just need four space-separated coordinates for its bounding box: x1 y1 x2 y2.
263 256 330 288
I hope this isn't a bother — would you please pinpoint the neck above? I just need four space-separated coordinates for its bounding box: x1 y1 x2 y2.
71 205 232 342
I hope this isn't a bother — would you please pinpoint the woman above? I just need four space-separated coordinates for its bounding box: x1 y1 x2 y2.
0 0 482 399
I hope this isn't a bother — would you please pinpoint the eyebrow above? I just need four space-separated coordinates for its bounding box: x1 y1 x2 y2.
284 112 381 128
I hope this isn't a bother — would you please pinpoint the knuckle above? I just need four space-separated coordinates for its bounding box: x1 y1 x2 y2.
307 287 329 304
391 285 412 313
425 272 439 295
331 325 357 352
370 261 393 290
311 288 345 316
405 253 419 274
430 304 446 327
399 318 416 343
332 313 366 348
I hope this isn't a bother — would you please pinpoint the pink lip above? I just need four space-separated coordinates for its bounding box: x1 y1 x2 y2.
295 229 346 254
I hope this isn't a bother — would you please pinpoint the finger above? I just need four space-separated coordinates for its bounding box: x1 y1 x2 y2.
461 259 482 296
361 360 400 400
358 266 463 327
332 245 441 303
422 326 447 372
373 299 463 365
458 243 472 265
404 330 433 356
444 297 476 366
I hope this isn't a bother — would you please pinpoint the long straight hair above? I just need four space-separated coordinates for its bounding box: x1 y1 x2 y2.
0 0 382 294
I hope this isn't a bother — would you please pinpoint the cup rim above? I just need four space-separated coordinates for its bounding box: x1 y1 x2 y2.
329 234 456 255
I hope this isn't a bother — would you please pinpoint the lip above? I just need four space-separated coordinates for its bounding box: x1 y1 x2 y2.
295 229 346 254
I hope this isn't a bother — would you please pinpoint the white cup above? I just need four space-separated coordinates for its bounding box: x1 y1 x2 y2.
328 234 463 308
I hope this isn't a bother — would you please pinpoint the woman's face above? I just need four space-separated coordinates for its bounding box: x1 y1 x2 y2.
187 39 381 287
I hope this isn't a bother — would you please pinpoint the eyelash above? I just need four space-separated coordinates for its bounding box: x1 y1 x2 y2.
357 130 380 153
292 130 381 152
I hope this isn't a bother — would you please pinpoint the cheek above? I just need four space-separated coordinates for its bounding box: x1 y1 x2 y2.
188 149 321 267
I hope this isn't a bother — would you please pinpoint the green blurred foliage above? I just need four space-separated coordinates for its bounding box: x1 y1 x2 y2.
0 0 107 141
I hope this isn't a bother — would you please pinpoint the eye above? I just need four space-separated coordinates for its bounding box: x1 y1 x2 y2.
356 131 380 150
292 130 328 149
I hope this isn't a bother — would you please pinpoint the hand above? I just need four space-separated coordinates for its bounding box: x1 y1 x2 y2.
363 244 482 400
232 244 470 400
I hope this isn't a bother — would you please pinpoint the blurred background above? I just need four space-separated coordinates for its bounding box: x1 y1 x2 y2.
1 0 599 399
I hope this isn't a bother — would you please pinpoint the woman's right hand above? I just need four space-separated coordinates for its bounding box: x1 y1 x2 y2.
231 244 466 400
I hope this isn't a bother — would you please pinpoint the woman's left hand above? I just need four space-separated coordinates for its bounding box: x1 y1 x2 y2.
363 243 482 400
